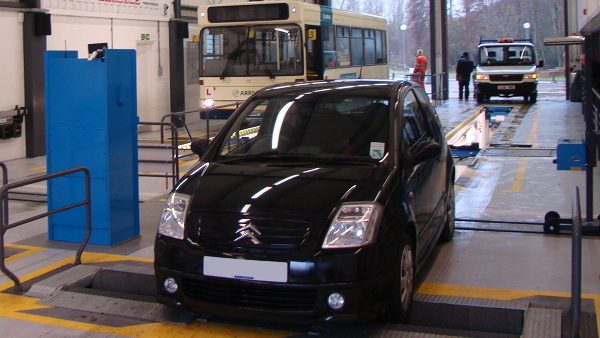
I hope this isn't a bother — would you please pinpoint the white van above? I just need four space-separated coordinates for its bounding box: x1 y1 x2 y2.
474 38 544 103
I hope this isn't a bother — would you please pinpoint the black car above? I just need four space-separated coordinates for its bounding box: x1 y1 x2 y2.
154 79 455 324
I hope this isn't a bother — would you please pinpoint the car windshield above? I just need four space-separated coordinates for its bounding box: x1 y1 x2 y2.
215 89 390 164
478 44 535 65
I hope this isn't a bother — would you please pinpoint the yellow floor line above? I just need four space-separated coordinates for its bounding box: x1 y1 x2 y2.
495 157 528 193
27 166 46 172
527 104 542 147
4 244 45 264
417 282 600 332
0 252 294 338
4 251 595 335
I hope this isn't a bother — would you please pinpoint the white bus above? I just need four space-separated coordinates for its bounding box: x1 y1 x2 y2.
197 1 388 118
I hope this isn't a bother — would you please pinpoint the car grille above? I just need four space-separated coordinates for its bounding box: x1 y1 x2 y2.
490 74 523 82
181 277 317 311
192 214 312 255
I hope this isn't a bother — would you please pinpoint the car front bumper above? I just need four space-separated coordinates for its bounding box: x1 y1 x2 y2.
476 82 537 96
154 239 395 324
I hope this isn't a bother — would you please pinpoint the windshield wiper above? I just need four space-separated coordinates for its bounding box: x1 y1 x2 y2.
260 64 275 79
255 54 275 79
315 157 380 166
220 40 248 80
218 151 317 164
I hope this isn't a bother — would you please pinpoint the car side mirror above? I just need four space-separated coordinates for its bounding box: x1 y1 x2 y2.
411 141 442 164
190 138 210 156
538 60 544 68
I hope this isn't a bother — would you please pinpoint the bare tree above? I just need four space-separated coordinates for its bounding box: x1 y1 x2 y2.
330 0 564 71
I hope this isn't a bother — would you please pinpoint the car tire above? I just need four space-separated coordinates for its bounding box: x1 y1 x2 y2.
386 233 415 323
439 183 455 242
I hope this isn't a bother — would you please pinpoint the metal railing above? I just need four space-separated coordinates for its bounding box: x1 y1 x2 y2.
400 72 448 106
0 166 92 293
161 102 241 146
138 121 181 187
137 103 241 187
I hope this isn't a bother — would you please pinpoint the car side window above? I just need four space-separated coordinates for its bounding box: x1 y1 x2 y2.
413 88 443 142
402 90 431 150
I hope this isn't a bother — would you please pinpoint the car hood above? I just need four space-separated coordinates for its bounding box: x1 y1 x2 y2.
183 162 392 219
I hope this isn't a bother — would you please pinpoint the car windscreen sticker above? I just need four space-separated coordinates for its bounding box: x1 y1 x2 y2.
370 142 385 159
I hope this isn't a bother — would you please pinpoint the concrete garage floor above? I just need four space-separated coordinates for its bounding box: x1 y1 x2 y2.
1 80 599 337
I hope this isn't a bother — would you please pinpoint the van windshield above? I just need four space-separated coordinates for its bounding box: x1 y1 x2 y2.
478 45 535 65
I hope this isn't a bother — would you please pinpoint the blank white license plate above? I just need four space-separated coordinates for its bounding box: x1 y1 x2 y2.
498 85 516 90
203 256 288 282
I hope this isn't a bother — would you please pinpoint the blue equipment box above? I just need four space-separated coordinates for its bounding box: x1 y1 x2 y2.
556 137 586 170
45 49 140 246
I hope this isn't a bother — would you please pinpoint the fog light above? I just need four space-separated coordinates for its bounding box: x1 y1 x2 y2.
327 292 345 310
163 277 178 294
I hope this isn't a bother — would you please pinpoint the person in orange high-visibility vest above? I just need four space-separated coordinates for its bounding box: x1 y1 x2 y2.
411 49 427 87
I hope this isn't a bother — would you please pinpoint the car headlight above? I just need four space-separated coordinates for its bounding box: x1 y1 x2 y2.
322 202 383 249
524 73 538 80
475 74 489 80
158 193 191 239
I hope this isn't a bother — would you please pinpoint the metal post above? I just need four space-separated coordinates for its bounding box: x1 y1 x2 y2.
401 25 407 71
0 186 24 293
571 186 582 338
583 35 596 222
206 110 211 140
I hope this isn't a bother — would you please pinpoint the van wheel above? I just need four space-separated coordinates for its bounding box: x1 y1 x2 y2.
386 233 415 323
529 93 537 103
476 92 485 103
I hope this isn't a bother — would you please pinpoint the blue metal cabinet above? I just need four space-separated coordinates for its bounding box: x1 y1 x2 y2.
556 137 586 171
45 49 139 245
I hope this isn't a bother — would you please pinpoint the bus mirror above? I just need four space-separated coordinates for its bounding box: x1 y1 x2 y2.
308 29 317 40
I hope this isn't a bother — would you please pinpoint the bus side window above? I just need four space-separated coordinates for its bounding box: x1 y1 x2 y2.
336 26 351 67
365 29 376 65
322 25 336 68
375 30 386 64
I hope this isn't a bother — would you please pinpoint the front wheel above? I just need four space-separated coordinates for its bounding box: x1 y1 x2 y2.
477 92 485 103
529 92 537 103
386 233 415 323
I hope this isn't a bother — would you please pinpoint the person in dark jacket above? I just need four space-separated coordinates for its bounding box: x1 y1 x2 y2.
455 52 475 100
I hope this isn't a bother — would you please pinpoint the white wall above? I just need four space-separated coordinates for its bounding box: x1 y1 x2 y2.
4 1 307 161
46 6 172 123
0 11 26 162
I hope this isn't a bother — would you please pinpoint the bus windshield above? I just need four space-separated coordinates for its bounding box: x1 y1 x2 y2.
201 24 303 78
478 44 535 66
